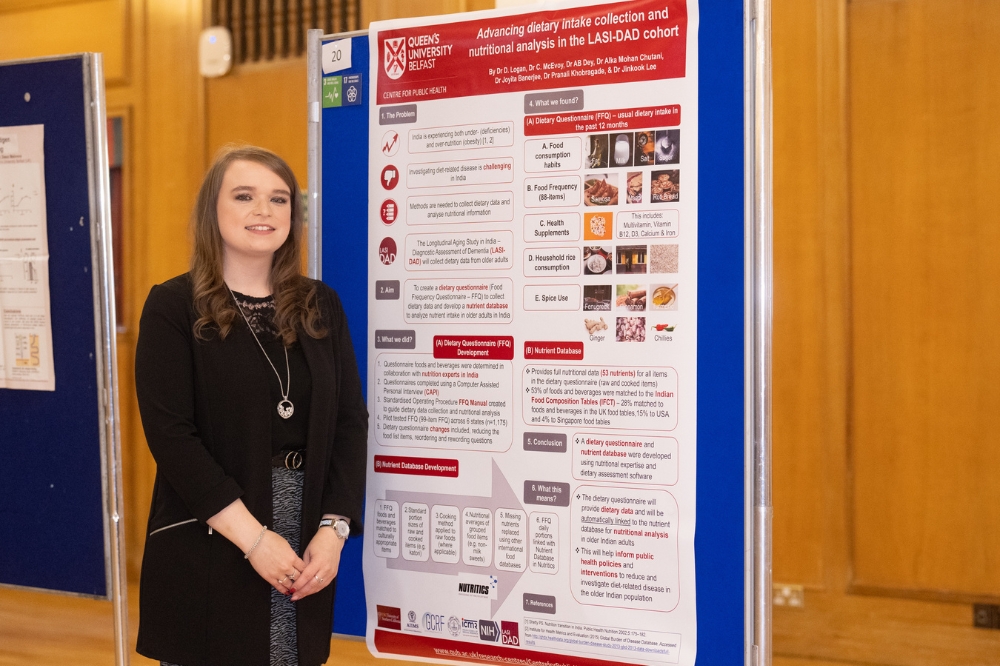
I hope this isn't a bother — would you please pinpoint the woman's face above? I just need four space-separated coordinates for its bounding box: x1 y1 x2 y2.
216 159 293 263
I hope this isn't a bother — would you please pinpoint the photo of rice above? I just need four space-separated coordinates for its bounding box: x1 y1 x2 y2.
615 245 648 274
626 172 643 204
583 246 613 275
584 173 619 206
651 169 680 203
587 134 609 169
616 285 647 311
655 129 680 164
584 212 613 241
649 244 679 273
616 317 646 342
634 131 656 166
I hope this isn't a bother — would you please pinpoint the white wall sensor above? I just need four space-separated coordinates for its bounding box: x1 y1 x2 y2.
199 27 233 78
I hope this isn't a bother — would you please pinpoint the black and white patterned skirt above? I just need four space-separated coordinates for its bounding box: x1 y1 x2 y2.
163 466 304 666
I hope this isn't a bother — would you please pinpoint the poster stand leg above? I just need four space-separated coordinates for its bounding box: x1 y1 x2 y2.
751 0 774 664
84 52 130 666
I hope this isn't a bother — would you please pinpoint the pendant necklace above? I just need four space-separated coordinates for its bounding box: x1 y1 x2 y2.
228 285 294 419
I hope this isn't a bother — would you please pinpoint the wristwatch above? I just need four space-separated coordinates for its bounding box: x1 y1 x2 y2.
320 517 350 540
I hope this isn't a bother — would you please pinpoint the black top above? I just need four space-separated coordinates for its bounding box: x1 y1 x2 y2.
134 274 367 666
231 290 311 455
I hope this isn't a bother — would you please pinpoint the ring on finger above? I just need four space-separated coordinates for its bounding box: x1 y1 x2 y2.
278 576 288 584
315 575 324 583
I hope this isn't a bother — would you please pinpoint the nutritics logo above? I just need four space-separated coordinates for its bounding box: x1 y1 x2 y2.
457 574 498 600
479 620 500 642
501 621 520 646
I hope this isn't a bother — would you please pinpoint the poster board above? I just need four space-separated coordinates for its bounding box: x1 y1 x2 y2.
309 0 770 661
0 54 128 664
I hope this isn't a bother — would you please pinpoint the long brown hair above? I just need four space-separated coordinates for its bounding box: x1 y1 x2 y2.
191 145 326 345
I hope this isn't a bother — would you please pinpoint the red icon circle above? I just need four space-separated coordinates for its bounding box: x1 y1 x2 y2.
380 199 398 225
380 165 399 190
379 237 397 265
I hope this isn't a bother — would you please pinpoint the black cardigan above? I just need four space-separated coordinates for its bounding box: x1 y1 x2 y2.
134 274 367 666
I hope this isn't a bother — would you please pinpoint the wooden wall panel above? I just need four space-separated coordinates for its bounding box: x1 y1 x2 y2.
849 0 1000 600
0 0 129 84
205 60 308 186
771 0 829 588
364 0 491 23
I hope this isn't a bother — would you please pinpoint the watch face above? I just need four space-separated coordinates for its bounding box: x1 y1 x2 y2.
334 520 350 538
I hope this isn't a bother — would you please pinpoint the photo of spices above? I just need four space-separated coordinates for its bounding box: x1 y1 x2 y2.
587 134 609 169
634 131 656 166
650 284 678 311
649 244 679 273
626 172 643 204
651 169 680 203
585 317 609 334
616 317 646 342
616 285 647 311
615 245 648 274
584 173 619 206
583 284 612 310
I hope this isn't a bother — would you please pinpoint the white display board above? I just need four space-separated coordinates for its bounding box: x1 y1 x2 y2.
363 2 704 664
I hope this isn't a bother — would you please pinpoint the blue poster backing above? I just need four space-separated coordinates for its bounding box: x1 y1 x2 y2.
317 3 748 658
0 56 107 597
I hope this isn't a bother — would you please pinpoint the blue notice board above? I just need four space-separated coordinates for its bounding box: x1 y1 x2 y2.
0 55 111 598
315 3 749 659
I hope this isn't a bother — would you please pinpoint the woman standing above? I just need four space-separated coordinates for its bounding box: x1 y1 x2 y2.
135 146 367 666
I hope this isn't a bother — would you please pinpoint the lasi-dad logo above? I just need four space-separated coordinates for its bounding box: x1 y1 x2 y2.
501 621 520 646
457 574 498 600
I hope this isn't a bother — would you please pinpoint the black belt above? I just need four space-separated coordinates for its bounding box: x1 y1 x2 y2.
272 450 306 470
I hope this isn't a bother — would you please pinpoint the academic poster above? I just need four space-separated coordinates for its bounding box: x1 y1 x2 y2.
363 1 699 663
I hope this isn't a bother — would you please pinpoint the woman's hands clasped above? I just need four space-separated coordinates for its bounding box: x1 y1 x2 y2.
246 529 307 595
290 526 345 602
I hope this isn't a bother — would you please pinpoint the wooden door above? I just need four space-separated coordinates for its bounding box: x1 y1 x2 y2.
772 0 1000 663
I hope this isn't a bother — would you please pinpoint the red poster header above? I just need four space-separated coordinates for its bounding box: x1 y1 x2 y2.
524 104 681 136
524 341 584 360
433 335 515 360
375 0 688 104
374 455 459 478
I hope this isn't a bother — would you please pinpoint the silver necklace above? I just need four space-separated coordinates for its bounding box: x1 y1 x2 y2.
228 285 294 419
